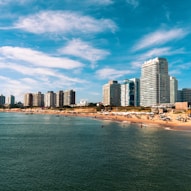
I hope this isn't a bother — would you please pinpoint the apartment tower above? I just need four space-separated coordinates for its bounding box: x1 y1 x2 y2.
24 93 33 107
182 88 191 102
33 92 44 107
7 95 15 106
0 94 5 106
102 80 121 106
170 76 178 103
44 91 56 108
56 90 64 107
121 78 140 106
140 57 170 106
64 90 75 106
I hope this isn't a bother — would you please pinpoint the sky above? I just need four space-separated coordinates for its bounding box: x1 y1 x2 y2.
0 0 191 103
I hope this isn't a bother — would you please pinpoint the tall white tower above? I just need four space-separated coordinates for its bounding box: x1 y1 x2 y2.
44 91 56 107
170 76 178 103
140 57 170 106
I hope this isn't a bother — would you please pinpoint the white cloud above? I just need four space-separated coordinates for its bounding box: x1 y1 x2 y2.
14 11 117 34
86 0 113 5
96 68 133 79
132 28 188 51
0 60 88 101
130 47 185 68
0 0 31 5
169 62 191 76
0 61 86 84
139 47 185 60
126 0 139 8
60 39 110 68
169 69 181 75
0 46 84 69
0 75 34 101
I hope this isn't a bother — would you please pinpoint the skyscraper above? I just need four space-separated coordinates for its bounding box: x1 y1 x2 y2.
44 91 56 108
7 95 15 106
33 92 44 107
24 93 33 107
0 94 5 106
56 90 64 107
121 78 140 106
182 88 191 102
102 80 121 106
64 90 75 106
140 57 170 106
170 76 178 103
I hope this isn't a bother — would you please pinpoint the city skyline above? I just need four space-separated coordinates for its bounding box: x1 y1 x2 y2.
0 0 191 103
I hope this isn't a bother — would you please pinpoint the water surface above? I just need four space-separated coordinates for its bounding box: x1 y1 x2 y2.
0 112 191 191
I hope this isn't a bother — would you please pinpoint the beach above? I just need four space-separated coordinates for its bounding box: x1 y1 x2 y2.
1 108 191 131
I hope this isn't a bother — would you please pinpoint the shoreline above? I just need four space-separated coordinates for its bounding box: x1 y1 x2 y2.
1 108 191 131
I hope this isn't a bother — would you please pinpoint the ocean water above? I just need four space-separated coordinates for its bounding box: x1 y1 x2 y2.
0 112 191 191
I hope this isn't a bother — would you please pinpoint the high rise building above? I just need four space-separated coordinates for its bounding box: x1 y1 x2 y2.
121 78 140 106
0 94 5 106
182 88 191 102
33 92 44 107
140 57 170 106
24 93 33 107
170 76 178 103
7 95 15 106
56 90 64 107
102 80 121 106
64 90 75 106
177 90 183 102
44 91 56 107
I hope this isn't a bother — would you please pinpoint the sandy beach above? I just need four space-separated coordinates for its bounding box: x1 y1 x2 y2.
1 108 191 131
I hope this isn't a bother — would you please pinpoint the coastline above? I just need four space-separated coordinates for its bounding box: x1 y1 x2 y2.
1 108 191 131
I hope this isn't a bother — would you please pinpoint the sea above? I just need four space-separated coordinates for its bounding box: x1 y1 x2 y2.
0 112 191 191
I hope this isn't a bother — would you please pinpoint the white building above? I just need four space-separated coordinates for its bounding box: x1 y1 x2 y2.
140 57 170 106
79 99 88 106
170 76 178 103
44 91 56 107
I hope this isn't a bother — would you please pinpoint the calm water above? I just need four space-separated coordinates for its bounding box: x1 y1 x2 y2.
0 112 191 191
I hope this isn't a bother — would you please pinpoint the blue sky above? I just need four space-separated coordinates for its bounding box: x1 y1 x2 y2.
0 0 191 103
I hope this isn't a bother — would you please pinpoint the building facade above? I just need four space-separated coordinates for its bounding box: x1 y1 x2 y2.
170 76 178 103
140 57 170 106
182 88 191 102
56 90 64 107
177 88 191 102
102 80 121 106
44 91 56 107
24 93 33 107
33 92 44 107
121 78 140 106
7 95 15 106
177 90 183 102
0 94 5 106
64 90 75 106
